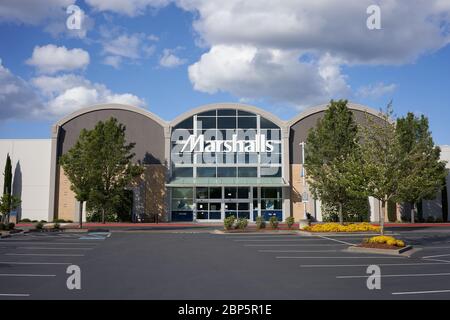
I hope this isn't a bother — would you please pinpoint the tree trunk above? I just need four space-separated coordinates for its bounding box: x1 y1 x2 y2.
102 208 106 224
380 200 386 235
79 201 83 229
338 202 343 225
411 202 416 224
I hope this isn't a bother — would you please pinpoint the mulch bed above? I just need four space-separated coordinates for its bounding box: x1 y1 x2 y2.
357 243 401 250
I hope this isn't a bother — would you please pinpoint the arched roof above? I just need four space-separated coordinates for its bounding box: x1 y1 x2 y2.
287 101 382 127
169 102 286 128
53 103 168 129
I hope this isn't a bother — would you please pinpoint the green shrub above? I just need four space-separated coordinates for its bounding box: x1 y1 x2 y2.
7 222 15 230
224 215 236 230
237 218 248 230
269 216 279 229
20 218 31 223
426 216 436 223
285 216 295 229
35 222 44 230
0 222 4 230
436 217 444 223
53 223 60 230
256 216 266 229
40 220 47 223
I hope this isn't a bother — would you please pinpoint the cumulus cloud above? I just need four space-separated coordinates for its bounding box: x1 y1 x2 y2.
26 45 90 74
357 82 397 98
159 48 187 68
0 59 43 119
31 74 146 118
99 27 157 68
0 0 73 25
176 0 450 107
0 59 145 120
85 0 170 16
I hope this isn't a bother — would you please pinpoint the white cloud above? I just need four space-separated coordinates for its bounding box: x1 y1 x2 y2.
99 27 157 68
31 74 146 118
0 0 73 25
0 59 43 119
26 45 90 74
175 0 450 107
0 59 146 120
357 82 397 98
159 49 187 68
189 45 349 107
85 0 170 16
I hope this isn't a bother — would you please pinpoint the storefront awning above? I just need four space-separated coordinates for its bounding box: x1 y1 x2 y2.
166 177 289 187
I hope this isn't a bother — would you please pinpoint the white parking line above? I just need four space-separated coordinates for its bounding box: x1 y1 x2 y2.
300 262 450 267
244 244 348 247
5 253 84 257
392 289 450 295
18 247 93 250
0 293 30 297
422 253 450 259
235 239 332 242
0 261 72 265
315 235 356 246
277 256 405 259
0 274 56 277
337 273 450 279
259 250 339 253
422 258 450 263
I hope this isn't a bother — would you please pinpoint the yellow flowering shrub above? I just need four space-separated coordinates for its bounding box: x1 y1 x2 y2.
365 235 406 247
303 222 380 233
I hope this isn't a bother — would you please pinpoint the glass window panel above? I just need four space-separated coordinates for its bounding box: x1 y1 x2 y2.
196 203 209 210
209 202 221 211
260 117 279 129
224 187 237 199
253 199 258 209
261 199 276 210
274 200 282 210
217 167 236 177
196 117 216 129
197 167 216 177
224 202 237 210
238 117 257 129
261 187 281 199
197 110 216 116
196 187 208 199
238 110 255 116
218 109 236 116
172 200 193 211
218 116 236 129
225 212 237 218
197 211 208 219
172 187 193 199
238 167 257 177
238 203 249 211
237 187 250 199
172 167 193 178
253 187 258 198
209 187 222 199
209 211 221 219
175 117 193 129
260 166 281 177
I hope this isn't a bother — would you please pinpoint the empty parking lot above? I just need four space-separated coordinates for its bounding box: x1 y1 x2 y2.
1 228 450 299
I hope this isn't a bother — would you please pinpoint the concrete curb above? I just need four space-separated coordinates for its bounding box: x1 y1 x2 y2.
212 229 299 235
345 245 417 256
298 231 395 237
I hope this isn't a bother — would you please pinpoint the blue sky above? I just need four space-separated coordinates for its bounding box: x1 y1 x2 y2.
0 0 449 145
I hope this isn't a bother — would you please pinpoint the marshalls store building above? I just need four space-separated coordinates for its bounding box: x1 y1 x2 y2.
0 102 449 223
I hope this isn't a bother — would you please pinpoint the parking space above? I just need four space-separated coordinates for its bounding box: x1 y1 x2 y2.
1 229 450 299
0 232 110 299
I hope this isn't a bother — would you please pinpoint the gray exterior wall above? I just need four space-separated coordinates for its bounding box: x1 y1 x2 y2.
57 109 166 164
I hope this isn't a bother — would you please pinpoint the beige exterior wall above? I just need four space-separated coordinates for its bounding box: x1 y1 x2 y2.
56 166 77 221
290 164 315 221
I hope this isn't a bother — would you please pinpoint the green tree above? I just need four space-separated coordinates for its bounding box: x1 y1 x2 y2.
395 113 447 223
359 103 401 234
0 194 21 221
1 154 12 223
61 118 143 224
305 100 361 224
